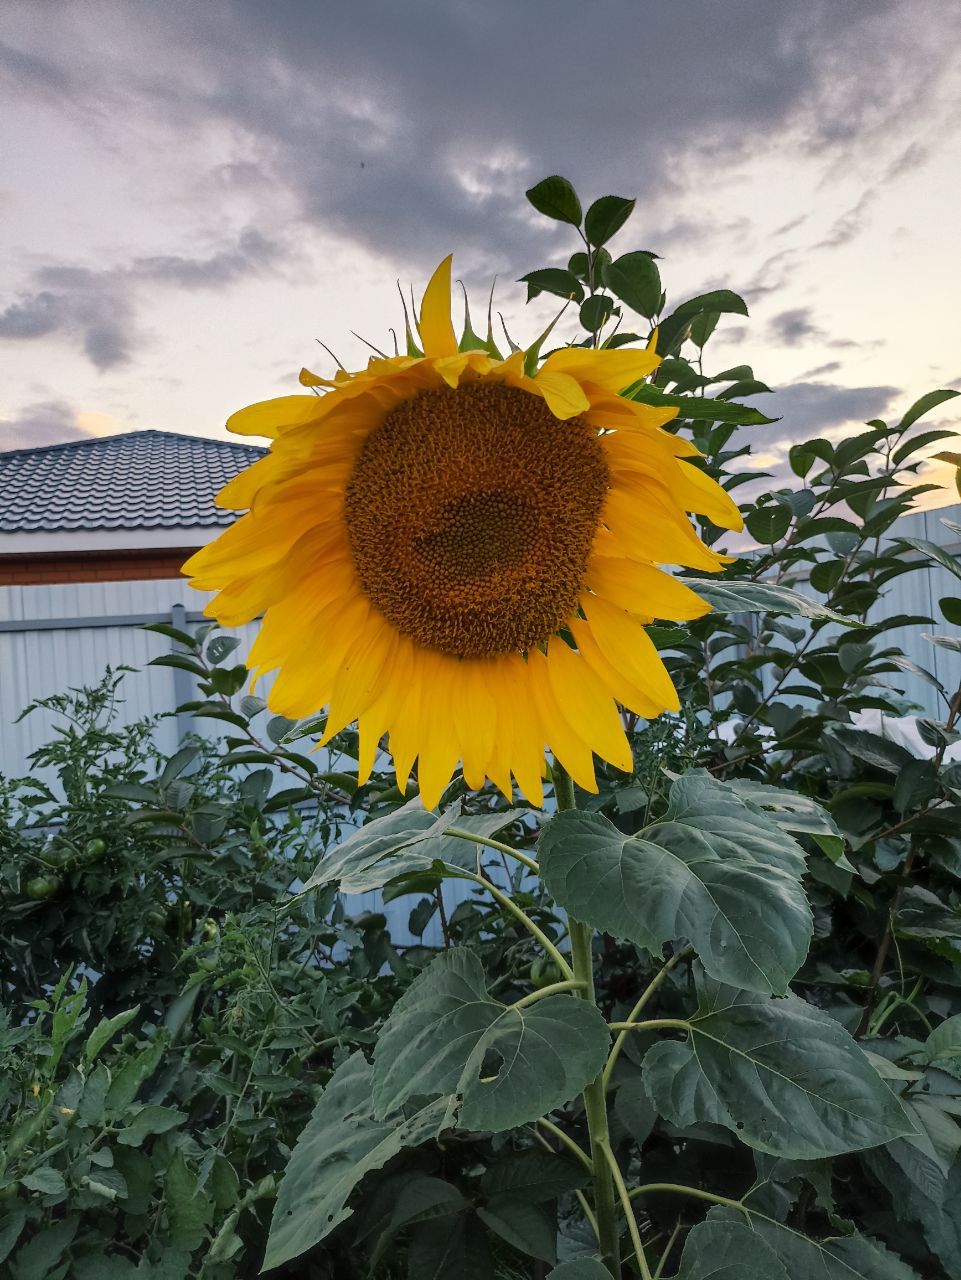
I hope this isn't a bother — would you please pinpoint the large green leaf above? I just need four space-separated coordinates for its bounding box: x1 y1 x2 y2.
723 780 848 865
863 1098 961 1278
407 1215 493 1279
675 1215 788 1279
480 1150 587 1202
643 974 916 1159
547 1262 611 1279
301 800 525 894
371 950 610 1132
538 772 811 995
683 577 858 625
264 1053 455 1270
707 1206 922 1278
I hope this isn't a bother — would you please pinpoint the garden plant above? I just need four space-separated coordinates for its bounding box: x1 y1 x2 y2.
1 175 961 1278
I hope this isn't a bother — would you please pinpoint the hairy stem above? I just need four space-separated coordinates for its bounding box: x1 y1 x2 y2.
555 760 622 1277
603 947 692 1091
601 1140 653 1280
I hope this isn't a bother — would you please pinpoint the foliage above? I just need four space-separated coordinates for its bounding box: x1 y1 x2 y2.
2 171 961 1278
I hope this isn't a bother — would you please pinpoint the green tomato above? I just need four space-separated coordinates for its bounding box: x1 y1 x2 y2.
530 957 563 989
24 875 61 901
83 838 107 862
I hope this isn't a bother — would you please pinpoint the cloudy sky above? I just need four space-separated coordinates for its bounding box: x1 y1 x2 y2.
2 0 960 499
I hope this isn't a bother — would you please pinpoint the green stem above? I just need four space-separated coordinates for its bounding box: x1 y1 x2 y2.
607 1018 691 1034
601 1140 653 1280
555 760 622 1278
627 1182 747 1214
512 980 586 1010
531 1124 598 1238
461 870 573 980
603 947 692 1091
445 827 540 873
535 1117 594 1173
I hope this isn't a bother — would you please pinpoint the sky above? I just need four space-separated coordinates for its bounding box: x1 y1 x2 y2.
2 0 960 502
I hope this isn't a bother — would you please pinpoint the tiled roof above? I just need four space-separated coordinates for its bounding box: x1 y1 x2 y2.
0 430 265 532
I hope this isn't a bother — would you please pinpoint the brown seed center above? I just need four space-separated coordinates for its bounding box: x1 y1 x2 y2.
343 381 609 658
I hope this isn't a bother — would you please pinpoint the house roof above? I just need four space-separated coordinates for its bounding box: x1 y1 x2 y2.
0 430 265 532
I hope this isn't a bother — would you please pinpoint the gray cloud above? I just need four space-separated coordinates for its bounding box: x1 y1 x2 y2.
0 227 285 369
5 0 956 283
764 380 899 445
0 400 95 451
769 308 819 346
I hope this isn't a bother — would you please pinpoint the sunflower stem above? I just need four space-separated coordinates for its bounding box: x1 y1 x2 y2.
554 760 622 1278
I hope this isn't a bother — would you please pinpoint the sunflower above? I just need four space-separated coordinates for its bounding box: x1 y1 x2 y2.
183 258 741 807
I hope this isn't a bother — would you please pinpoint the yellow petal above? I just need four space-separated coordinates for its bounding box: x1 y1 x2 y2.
602 484 726 572
529 369 591 420
320 612 396 743
415 656 463 809
419 255 460 358
451 660 498 792
569 616 663 719
546 638 633 772
677 460 744 530
580 594 680 712
586 555 710 621
527 649 598 792
226 396 327 439
358 635 415 784
540 345 660 392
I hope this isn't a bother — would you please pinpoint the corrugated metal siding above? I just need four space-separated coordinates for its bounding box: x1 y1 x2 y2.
0 578 260 774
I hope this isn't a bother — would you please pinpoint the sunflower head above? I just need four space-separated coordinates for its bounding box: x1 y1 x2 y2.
184 258 742 807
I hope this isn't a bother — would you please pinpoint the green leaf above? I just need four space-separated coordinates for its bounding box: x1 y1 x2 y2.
684 577 859 626
371 949 610 1132
407 1214 493 1279
78 1062 112 1126
675 1215 788 1279
547 1262 611 1279
84 1004 140 1064
115 1104 187 1146
20 1167 66 1196
8 1217 78 1280
519 268 584 304
723 781 848 865
165 1153 212 1252
708 1206 922 1278
538 772 811 995
626 383 776 425
148 654 206 677
481 1151 588 1203
672 289 749 322
301 798 443 893
525 176 582 226
897 388 960 432
264 1053 454 1269
579 294 614 332
643 972 916 1159
584 195 635 247
206 634 241 664
477 1198 556 1263
745 506 792 544
603 251 662 318
142 622 198 647
614 1076 657 1146
0 1207 26 1265
388 1176 468 1232
899 535 961 584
